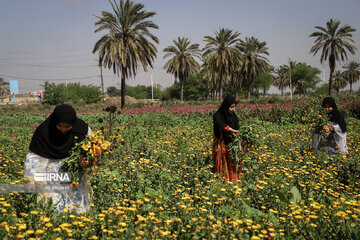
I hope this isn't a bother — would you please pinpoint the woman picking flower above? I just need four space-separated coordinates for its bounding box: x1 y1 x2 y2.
24 104 93 213
313 97 348 155
212 96 240 182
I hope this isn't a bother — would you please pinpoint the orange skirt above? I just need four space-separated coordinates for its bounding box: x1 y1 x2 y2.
212 136 241 182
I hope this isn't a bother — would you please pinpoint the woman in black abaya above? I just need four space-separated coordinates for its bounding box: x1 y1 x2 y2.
212 96 240 182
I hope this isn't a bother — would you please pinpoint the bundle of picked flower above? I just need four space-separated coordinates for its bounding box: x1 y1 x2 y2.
61 130 111 187
304 108 330 137
228 119 265 164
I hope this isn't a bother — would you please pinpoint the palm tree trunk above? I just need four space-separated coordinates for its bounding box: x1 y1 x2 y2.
219 75 223 101
212 79 216 100
180 76 184 101
303 84 306 95
235 88 239 101
121 68 126 109
350 82 353 92
281 88 283 96
328 54 335 96
247 85 251 100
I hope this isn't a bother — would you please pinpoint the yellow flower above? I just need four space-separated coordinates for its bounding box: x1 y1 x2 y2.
137 215 146 222
119 222 127 227
35 229 45 235
191 217 198 222
336 211 348 218
45 222 53 228
25 230 35 235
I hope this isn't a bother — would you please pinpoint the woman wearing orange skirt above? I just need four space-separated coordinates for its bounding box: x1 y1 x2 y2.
212 96 241 182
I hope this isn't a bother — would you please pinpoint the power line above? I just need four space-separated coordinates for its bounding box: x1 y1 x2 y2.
1 74 100 81
0 49 91 54
0 59 98 65
0 53 94 60
0 63 98 68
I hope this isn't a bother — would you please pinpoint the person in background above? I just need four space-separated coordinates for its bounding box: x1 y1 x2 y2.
24 104 93 213
212 96 240 182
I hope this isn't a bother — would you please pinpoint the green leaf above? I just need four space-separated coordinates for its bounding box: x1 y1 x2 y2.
276 190 289 204
241 200 265 218
290 186 302 206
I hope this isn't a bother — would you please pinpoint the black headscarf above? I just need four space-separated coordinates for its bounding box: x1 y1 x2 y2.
322 97 347 132
213 96 239 144
29 104 89 159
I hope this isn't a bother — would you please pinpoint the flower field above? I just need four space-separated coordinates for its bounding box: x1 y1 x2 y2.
0 99 360 239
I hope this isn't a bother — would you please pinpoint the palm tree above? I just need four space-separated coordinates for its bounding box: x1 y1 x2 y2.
203 28 241 101
0 77 9 96
163 37 201 101
236 36 270 100
309 18 356 96
93 0 159 108
273 67 287 96
283 60 297 99
332 70 347 95
342 61 360 92
231 70 244 101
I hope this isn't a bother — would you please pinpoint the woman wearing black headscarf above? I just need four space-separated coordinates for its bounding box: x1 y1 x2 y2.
24 104 93 212
313 97 348 154
212 96 240 182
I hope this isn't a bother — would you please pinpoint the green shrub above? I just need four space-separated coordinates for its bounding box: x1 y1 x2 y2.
106 86 121 97
43 83 103 105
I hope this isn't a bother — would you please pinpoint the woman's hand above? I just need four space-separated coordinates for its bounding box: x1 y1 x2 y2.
229 127 239 134
78 155 91 169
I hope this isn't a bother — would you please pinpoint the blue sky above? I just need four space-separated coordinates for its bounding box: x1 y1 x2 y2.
1 0 360 93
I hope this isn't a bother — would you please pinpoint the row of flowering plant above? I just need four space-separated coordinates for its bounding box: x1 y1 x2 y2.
61 130 111 187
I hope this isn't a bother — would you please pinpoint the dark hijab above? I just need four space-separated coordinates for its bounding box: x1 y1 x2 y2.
29 104 89 159
322 97 347 132
213 96 239 144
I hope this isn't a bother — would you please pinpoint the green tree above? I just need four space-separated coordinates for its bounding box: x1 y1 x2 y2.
292 64 321 95
203 28 241 101
236 36 270 100
342 61 360 92
163 37 201 101
255 72 274 96
93 0 159 108
310 18 356 95
332 70 347 95
0 77 9 96
163 72 208 101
